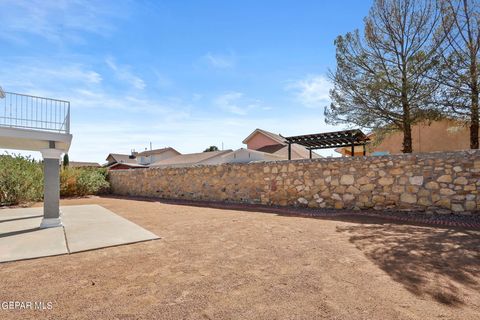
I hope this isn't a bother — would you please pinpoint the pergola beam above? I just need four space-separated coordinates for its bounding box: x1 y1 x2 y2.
284 129 370 158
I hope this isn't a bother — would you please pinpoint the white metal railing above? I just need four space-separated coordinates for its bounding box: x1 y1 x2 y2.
0 89 70 134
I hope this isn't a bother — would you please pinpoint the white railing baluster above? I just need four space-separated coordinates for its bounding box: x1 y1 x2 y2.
0 91 70 134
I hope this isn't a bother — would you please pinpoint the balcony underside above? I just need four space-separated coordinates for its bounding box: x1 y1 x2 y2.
0 126 72 152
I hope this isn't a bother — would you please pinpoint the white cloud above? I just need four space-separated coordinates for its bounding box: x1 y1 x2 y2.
287 75 332 108
1 111 343 163
1 63 102 92
106 57 146 90
0 58 189 117
213 92 260 115
0 61 343 163
0 0 128 44
204 52 236 68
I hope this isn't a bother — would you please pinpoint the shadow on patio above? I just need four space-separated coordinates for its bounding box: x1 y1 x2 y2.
336 224 480 306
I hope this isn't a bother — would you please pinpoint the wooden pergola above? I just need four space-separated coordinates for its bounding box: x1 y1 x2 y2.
284 129 370 160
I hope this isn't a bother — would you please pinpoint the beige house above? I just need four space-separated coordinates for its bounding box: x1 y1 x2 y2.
68 161 101 168
106 128 322 170
137 147 180 165
150 150 232 168
336 119 476 156
105 147 180 169
105 153 144 170
218 148 284 163
242 128 321 159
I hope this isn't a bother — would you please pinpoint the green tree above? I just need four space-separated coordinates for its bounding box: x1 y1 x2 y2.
63 153 69 168
436 0 480 149
203 146 219 152
326 0 445 153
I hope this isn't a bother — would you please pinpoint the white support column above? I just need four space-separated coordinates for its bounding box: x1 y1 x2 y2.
39 147 64 229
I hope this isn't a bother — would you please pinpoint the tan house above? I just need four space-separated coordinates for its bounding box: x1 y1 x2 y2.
105 147 180 170
105 153 147 170
68 161 101 168
219 148 285 163
151 150 232 168
137 147 180 165
242 128 321 159
336 119 476 156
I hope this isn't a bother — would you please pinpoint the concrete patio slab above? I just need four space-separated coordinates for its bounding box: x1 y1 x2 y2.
62 205 159 253
0 205 159 263
0 211 68 262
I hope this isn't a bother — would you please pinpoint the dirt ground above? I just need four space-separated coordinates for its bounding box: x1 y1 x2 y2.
1 196 479 320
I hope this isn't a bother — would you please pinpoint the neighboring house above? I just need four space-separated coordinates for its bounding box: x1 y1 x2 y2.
242 128 321 159
151 150 232 168
219 148 284 163
68 161 101 168
336 119 477 156
136 147 180 165
150 148 286 168
105 152 147 170
105 129 321 170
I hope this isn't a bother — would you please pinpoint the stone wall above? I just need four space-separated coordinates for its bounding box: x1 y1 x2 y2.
109 150 480 214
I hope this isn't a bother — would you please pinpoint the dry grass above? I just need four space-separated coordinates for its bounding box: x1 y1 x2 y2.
1 196 479 320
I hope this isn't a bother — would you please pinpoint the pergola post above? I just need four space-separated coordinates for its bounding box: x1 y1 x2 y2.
309 149 312 159
288 143 292 160
351 143 355 157
363 144 366 156
39 144 64 229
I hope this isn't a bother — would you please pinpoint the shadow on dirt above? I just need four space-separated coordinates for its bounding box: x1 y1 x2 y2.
336 224 480 306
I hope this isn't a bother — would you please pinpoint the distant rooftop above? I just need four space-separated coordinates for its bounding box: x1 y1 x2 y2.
137 147 180 157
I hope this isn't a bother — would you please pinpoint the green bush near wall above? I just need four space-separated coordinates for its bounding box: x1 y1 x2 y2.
0 154 110 206
0 154 43 206
60 166 110 197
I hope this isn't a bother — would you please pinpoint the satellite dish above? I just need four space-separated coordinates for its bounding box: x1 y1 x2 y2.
0 86 5 99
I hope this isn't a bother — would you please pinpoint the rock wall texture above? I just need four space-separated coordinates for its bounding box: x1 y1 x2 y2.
109 150 480 214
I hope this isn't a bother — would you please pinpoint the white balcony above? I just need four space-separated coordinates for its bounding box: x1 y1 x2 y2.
0 88 72 152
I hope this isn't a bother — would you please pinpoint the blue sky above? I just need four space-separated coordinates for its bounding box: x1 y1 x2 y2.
0 0 372 162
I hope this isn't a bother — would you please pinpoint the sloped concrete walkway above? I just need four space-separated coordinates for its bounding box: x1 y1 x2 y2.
0 205 159 263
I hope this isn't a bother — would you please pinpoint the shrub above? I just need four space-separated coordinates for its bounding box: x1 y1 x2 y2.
60 167 110 197
0 153 110 205
0 154 43 206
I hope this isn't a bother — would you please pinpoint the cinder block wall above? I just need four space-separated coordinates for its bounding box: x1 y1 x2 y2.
109 150 480 214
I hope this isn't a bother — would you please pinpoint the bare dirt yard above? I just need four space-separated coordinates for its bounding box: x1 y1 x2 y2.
1 196 479 319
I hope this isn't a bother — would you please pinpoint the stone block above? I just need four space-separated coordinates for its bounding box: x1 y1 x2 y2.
379 177 394 186
425 181 439 190
451 203 464 212
417 197 431 206
340 175 354 185
437 175 452 183
400 193 417 204
357 176 370 185
454 177 468 185
409 176 423 186
390 168 404 175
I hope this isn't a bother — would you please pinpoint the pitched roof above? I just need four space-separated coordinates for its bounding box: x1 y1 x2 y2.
137 147 180 157
106 153 137 164
222 148 285 160
242 128 286 145
68 161 101 168
256 144 285 154
107 162 147 169
151 150 232 168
